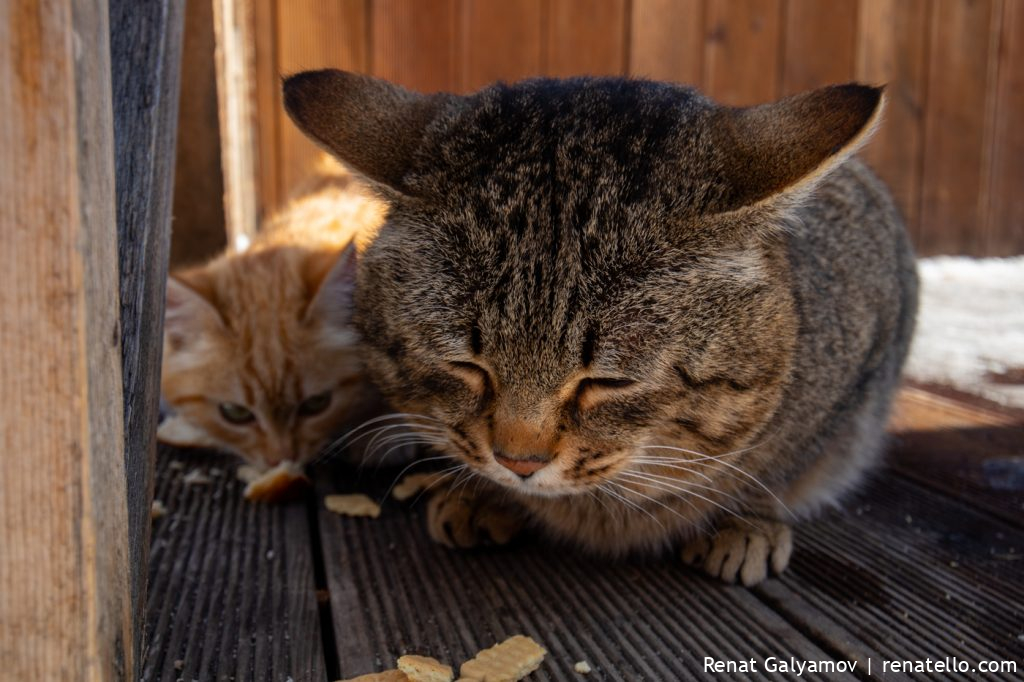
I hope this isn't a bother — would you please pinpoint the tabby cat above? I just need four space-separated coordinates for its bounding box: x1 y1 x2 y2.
159 161 392 470
283 71 918 585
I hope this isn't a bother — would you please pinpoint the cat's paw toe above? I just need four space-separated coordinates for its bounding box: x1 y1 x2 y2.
684 519 792 586
426 491 522 549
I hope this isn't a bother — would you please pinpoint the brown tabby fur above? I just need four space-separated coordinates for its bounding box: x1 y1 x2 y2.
284 72 918 585
159 160 390 470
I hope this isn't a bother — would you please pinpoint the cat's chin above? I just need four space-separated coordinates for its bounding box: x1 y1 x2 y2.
482 472 595 500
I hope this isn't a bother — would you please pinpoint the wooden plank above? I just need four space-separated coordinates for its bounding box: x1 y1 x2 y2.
855 0 930 239
759 475 1024 673
889 386 1017 433
986 0 1024 256
276 0 368 199
169 0 227 268
108 0 185 676
252 0 279 216
213 0 262 250
314 467 835 679
628 0 705 86
143 448 326 681
704 0 783 105
545 0 628 77
919 0 999 256
460 0 544 92
781 0 858 96
0 0 131 678
372 0 459 92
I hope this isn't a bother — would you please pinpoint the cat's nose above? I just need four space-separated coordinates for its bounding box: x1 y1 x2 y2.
493 450 550 478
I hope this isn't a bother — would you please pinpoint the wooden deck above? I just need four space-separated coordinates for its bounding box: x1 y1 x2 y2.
141 387 1024 681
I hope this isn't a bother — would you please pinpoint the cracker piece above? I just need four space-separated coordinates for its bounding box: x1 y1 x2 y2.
242 461 310 502
392 472 447 501
150 500 168 519
324 493 381 518
336 671 409 682
573 661 591 674
182 469 211 486
398 654 454 682
459 635 546 682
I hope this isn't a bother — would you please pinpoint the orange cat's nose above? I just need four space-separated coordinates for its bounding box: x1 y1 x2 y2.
494 450 550 478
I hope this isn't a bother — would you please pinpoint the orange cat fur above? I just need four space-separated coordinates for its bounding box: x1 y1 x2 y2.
159 161 390 470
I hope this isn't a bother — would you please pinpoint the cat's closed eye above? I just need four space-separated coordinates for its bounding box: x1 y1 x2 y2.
219 402 255 425
448 361 491 395
574 377 637 411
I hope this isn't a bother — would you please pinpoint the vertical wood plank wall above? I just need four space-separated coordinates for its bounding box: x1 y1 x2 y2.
0 0 132 679
256 0 1022 256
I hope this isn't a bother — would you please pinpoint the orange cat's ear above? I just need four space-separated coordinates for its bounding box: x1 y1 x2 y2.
164 274 224 350
282 69 458 196
712 83 885 212
304 243 357 331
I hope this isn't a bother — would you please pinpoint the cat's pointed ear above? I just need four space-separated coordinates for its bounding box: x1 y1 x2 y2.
304 243 357 330
164 274 224 349
283 69 456 196
157 415 218 448
714 83 885 211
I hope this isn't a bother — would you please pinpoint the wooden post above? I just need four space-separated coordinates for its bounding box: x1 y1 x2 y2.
213 0 262 250
108 0 185 675
0 0 131 679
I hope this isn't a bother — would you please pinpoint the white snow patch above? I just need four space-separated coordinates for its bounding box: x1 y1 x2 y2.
905 256 1024 408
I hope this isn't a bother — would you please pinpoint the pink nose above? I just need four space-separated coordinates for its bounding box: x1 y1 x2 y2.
494 451 550 478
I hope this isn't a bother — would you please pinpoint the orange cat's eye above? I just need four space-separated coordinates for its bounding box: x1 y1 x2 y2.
448 361 490 394
298 391 332 417
575 377 637 411
219 402 255 425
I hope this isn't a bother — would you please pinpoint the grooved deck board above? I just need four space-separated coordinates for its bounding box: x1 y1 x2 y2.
145 386 1024 680
761 473 1024 678
142 446 325 682
313 470 836 680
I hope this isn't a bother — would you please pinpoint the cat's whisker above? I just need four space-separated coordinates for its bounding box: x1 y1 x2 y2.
616 470 750 525
362 431 448 458
618 470 748 510
629 459 715 482
407 463 466 506
603 481 666 529
609 479 696 524
361 423 447 454
326 412 442 452
380 454 458 501
634 437 795 519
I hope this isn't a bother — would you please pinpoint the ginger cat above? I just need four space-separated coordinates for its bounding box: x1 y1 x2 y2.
159 160 391 470
283 72 917 585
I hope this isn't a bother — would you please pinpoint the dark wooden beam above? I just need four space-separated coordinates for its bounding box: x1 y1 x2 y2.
108 0 185 676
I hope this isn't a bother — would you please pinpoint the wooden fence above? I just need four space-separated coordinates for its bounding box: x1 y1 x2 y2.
193 0 1024 258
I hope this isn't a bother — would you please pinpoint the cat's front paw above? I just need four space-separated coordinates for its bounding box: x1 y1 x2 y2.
426 488 524 549
681 518 792 586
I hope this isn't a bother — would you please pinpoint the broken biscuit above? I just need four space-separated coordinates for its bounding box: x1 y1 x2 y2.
398 654 453 682
324 493 381 518
459 635 546 682
241 461 310 503
150 500 168 519
392 472 448 501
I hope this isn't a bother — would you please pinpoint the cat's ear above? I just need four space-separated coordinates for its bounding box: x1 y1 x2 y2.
157 415 218 448
164 274 224 350
713 83 884 212
283 69 456 196
304 243 357 330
